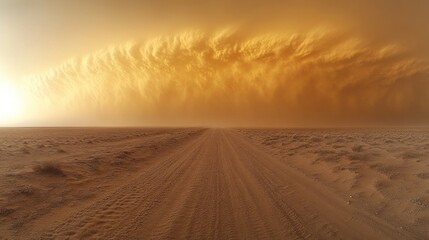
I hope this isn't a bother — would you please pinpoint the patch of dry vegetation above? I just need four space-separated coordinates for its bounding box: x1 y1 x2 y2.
401 151 419 159
21 147 30 154
56 148 66 153
15 185 33 195
348 153 365 161
0 207 14 216
116 151 130 159
352 145 363 152
33 161 65 176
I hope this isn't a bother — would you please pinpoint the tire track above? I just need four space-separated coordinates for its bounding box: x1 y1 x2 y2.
35 129 411 239
39 130 211 239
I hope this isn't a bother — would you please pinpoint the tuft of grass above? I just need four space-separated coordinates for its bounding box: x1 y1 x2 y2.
33 161 65 176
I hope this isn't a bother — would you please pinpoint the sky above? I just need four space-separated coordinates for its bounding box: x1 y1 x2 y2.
0 0 428 126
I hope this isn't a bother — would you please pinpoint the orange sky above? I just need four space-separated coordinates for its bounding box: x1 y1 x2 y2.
0 0 428 126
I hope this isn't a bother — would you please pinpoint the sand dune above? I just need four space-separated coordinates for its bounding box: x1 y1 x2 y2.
0 128 428 239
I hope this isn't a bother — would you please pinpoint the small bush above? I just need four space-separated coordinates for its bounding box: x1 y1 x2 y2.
33 161 65 176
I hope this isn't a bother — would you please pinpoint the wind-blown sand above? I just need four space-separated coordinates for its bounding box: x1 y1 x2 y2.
0 128 428 239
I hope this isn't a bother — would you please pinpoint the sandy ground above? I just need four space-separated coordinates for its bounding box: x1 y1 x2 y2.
0 128 428 239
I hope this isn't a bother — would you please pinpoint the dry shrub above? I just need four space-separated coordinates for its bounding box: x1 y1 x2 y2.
416 172 429 179
0 207 14 216
12 219 24 229
310 137 322 142
349 153 364 161
314 149 336 155
33 161 65 176
112 158 123 165
57 148 66 153
117 151 129 159
319 154 340 163
401 151 419 159
373 180 385 191
352 145 363 152
16 185 33 195
21 147 30 154
86 158 100 171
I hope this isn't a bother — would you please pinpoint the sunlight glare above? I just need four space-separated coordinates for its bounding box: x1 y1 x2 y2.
0 77 23 123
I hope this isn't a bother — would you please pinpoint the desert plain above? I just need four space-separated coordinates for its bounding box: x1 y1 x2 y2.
0 128 428 239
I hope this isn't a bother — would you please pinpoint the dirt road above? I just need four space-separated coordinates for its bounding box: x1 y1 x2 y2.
37 129 410 239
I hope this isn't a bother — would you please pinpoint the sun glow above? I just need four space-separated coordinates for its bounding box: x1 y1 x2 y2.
0 78 23 124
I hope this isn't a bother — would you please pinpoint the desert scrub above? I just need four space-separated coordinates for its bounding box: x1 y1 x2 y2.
56 148 66 153
116 151 130 159
352 145 363 152
310 136 322 142
16 185 33 195
33 161 65 176
0 207 14 216
401 151 419 159
21 147 30 154
349 153 365 161
111 157 124 165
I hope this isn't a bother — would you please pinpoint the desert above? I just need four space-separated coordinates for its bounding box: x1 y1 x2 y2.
1 1 429 239
0 128 428 239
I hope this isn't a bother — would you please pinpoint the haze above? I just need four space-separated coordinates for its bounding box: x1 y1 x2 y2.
1 2 429 239
1 0 428 126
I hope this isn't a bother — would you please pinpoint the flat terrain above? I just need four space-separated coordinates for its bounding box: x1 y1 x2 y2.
0 128 428 239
